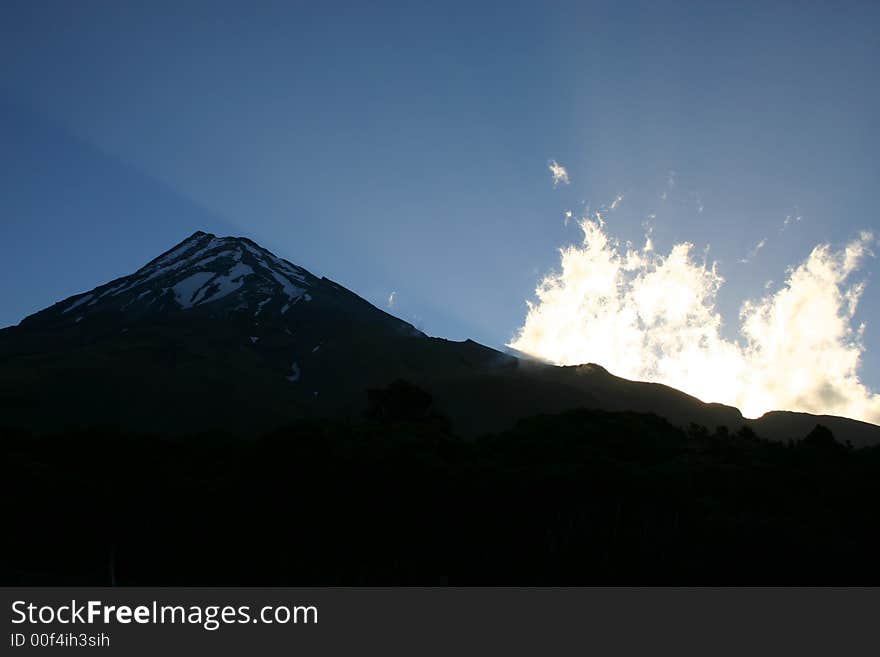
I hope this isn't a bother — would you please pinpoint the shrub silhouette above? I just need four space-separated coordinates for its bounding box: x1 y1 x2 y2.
5 408 880 585
801 424 840 450
364 379 451 432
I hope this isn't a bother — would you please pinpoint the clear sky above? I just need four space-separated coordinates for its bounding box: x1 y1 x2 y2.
2 1 878 392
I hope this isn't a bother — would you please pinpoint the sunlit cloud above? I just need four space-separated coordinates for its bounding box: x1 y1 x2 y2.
510 216 879 424
781 214 803 233
740 238 767 264
548 160 570 187
641 214 656 252
610 194 624 210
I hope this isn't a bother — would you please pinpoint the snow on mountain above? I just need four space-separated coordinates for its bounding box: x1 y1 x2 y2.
29 231 322 326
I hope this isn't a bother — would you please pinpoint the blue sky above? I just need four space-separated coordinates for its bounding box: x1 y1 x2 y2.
1 1 878 388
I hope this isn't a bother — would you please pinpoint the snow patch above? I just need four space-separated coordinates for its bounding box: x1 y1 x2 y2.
268 270 305 304
152 233 205 268
53 235 319 321
189 249 237 271
197 263 254 305
242 242 308 302
112 236 228 297
62 294 94 314
255 296 272 317
266 253 308 284
121 289 153 311
173 272 215 308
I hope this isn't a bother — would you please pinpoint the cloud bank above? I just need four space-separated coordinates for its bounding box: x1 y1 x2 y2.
510 217 879 424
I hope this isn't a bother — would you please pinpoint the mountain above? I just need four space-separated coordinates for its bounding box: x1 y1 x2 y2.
18 230 412 334
6 231 880 586
2 230 879 445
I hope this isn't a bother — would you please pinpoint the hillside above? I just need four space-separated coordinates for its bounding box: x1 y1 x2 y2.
4 408 880 584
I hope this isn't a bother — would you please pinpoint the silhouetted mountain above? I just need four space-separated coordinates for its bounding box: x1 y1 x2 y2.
5 231 880 586
1 231 878 445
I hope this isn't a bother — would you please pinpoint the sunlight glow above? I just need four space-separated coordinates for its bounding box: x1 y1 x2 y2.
510 217 880 423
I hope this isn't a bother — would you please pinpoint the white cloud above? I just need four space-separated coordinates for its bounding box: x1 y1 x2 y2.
642 214 656 252
780 214 803 233
610 194 624 210
386 291 396 308
740 238 767 264
548 160 570 187
510 217 879 424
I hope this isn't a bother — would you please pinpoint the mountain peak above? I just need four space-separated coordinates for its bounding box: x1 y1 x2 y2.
17 230 423 341
19 231 382 331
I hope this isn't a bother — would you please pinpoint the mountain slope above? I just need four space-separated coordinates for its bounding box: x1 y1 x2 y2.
2 231 878 445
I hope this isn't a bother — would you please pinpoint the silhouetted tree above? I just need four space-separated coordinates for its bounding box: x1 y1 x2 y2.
364 379 451 432
801 424 840 450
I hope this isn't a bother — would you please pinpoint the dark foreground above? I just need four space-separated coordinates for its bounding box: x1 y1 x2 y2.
4 397 880 585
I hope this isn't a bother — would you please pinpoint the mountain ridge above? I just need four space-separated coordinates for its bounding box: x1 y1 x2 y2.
2 230 878 445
